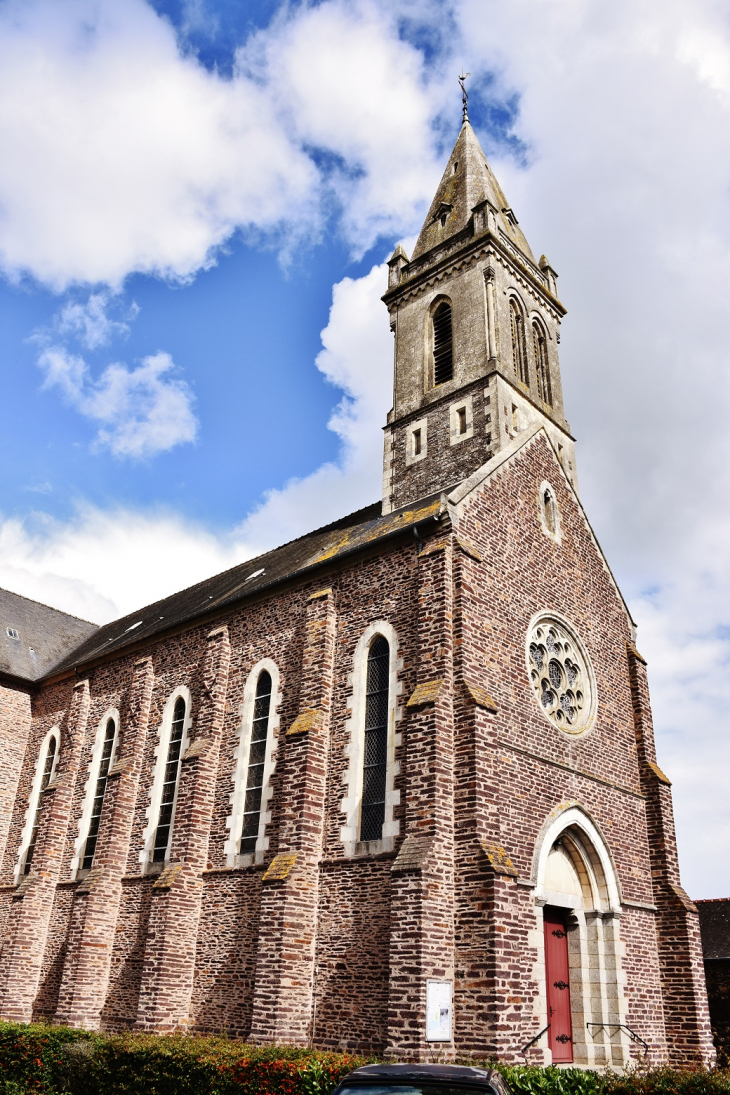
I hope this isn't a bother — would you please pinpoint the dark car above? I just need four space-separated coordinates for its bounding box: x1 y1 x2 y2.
331 1063 513 1095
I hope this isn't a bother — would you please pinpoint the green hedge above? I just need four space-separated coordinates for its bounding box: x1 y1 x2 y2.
0 1024 370 1095
0 1022 727 1095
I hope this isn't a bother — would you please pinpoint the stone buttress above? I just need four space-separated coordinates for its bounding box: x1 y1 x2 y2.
133 625 231 1031
248 587 337 1043
55 655 155 1028
0 679 90 1021
387 526 456 1058
627 644 714 1065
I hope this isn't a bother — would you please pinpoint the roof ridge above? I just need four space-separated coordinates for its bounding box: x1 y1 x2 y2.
0 586 98 628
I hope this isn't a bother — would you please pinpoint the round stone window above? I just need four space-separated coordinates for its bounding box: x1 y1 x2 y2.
527 615 596 734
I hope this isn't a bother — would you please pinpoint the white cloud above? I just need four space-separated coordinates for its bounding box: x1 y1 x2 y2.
0 0 319 288
0 262 395 621
0 504 248 624
57 292 136 350
38 346 198 458
220 259 396 554
0 0 441 288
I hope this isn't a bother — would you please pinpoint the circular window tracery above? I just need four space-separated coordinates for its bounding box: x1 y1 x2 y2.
527 616 595 734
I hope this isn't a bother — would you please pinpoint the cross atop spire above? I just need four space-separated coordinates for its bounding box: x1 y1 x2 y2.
458 71 470 123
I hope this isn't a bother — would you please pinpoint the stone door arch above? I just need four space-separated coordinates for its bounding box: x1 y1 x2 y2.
532 804 629 1068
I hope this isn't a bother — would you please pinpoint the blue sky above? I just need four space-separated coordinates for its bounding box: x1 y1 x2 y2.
2 0 730 897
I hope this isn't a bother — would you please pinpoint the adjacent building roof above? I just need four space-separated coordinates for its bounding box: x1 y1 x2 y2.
0 587 98 684
48 493 445 678
411 120 535 263
697 898 730 960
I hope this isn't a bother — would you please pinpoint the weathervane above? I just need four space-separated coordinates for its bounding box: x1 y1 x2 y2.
459 71 470 123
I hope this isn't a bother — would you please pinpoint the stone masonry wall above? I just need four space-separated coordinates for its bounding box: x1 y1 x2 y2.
0 429 710 1063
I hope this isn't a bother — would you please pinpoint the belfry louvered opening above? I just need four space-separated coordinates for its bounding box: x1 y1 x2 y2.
360 635 390 842
82 716 117 870
152 696 186 862
510 298 529 385
240 670 272 855
433 301 453 385
533 322 552 406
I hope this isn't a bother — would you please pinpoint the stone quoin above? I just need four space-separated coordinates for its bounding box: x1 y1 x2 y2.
0 104 714 1069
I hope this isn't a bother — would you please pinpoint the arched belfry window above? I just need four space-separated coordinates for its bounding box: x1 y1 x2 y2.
510 298 529 385
22 731 58 875
239 670 272 855
152 696 186 863
432 301 453 385
80 715 118 871
360 636 390 842
533 321 552 406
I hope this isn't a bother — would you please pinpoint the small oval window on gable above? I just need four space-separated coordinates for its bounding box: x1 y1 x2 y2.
432 301 453 386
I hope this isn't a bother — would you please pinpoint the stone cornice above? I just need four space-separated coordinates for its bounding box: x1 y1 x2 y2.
382 226 566 321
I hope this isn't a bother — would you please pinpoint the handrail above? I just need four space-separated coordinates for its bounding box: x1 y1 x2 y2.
520 1024 550 1054
586 1022 649 1053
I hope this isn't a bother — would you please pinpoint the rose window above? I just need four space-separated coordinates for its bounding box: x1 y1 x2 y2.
527 617 595 734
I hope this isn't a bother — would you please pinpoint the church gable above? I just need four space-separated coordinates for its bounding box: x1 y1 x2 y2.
451 429 642 793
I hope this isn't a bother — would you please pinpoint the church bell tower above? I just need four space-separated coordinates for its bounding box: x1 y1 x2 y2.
381 104 577 514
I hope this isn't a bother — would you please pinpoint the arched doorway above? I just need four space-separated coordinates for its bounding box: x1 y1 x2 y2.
533 805 629 1068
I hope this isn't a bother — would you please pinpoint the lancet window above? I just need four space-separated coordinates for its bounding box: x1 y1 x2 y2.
359 636 390 842
533 321 552 405
433 301 454 385
510 298 529 385
81 716 118 870
23 731 58 875
152 696 186 862
239 670 273 855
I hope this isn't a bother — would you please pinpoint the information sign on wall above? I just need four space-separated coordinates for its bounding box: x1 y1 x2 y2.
425 979 453 1041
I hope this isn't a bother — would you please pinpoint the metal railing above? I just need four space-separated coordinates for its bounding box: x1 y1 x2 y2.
520 1024 550 1055
586 1022 649 1053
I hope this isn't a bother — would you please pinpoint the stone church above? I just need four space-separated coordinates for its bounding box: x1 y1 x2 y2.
0 113 714 1069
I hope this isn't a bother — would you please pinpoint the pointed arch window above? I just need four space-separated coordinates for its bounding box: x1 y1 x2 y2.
433 301 453 385
152 696 186 863
510 299 529 385
81 716 118 871
239 670 272 855
533 322 552 406
23 732 58 875
360 636 390 842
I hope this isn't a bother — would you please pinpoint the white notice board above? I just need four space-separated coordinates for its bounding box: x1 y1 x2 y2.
426 979 453 1041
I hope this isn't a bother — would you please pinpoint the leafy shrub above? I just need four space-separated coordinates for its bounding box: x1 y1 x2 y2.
0 1022 728 1095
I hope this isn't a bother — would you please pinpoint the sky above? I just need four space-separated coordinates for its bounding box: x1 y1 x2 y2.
0 0 729 899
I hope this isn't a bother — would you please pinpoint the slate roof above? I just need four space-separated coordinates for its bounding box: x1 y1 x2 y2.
47 493 445 679
0 588 98 683
697 899 730 960
411 120 536 263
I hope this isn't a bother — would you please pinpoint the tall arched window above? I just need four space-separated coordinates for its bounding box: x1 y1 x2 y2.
510 298 529 385
239 670 272 855
23 732 58 875
432 301 453 385
152 696 186 863
533 321 552 406
360 636 390 842
81 716 118 870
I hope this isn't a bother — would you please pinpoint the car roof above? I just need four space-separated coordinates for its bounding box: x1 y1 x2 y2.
336 1063 501 1088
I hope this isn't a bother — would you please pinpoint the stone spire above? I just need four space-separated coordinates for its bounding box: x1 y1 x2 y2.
381 114 576 516
412 121 535 263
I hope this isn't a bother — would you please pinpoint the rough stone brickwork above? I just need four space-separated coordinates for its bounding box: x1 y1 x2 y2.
0 113 713 1069
696 896 730 1062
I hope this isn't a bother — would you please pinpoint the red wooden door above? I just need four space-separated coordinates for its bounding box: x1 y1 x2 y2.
544 907 573 1063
